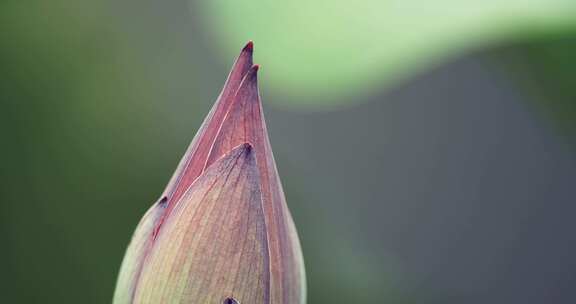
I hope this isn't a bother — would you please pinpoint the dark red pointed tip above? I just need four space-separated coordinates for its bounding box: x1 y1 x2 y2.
241 64 260 81
243 40 254 52
240 142 253 152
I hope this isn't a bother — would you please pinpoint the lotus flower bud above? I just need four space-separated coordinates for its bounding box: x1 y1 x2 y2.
113 42 306 304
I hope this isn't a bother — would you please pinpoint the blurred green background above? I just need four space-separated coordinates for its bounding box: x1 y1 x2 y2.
1 0 576 303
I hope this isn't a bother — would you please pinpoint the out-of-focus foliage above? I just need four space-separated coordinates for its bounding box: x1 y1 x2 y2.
1 1 207 302
198 0 576 108
494 33 576 134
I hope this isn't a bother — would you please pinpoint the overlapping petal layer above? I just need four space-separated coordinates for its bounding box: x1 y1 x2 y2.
113 42 305 304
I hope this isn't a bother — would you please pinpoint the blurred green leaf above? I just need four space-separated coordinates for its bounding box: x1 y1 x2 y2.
493 33 576 134
197 0 576 108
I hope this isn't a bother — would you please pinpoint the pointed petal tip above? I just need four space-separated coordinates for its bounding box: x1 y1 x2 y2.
242 40 254 53
244 64 260 81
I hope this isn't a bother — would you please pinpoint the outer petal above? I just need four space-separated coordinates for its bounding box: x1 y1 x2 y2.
164 41 254 207
113 42 253 304
134 144 270 303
